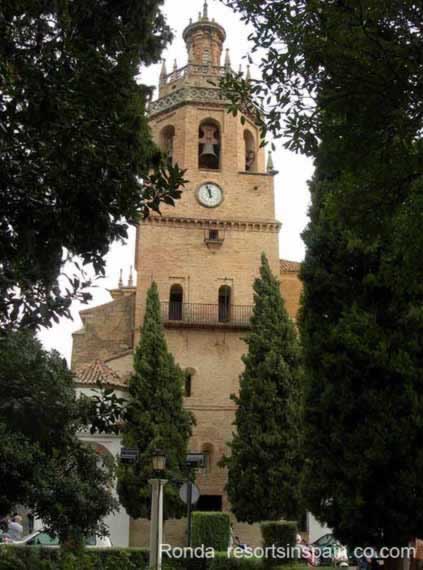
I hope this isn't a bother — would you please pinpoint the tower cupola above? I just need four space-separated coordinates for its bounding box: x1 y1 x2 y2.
183 1 226 66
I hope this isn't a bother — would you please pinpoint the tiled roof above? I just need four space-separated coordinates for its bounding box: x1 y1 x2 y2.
280 259 301 273
74 359 128 389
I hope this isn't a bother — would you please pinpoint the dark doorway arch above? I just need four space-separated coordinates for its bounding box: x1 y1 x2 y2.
169 284 183 321
218 285 231 322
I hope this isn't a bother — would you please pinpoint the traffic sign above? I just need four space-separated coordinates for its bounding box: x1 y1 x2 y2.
179 482 200 505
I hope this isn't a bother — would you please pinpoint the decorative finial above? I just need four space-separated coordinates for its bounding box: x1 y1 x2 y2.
159 60 167 84
173 58 177 72
267 150 276 174
203 0 209 19
225 49 231 69
238 64 243 77
128 266 134 287
118 268 123 288
246 64 251 81
198 11 202 20
189 17 193 25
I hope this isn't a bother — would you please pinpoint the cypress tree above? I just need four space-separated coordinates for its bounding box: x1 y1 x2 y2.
117 282 194 519
224 254 303 523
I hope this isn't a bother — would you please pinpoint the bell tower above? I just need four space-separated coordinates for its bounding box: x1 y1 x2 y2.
133 0 281 541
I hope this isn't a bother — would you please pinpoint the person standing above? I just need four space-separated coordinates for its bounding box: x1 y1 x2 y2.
7 515 23 541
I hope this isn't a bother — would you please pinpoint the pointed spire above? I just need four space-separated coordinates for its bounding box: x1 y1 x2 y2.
159 60 167 84
267 150 276 174
224 48 231 70
203 0 209 19
238 64 243 77
128 266 134 287
118 268 123 288
173 58 177 72
246 64 251 81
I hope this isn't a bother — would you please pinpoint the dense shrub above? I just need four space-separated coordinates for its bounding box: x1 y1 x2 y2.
0 547 309 570
0 547 149 570
191 512 231 551
260 521 297 566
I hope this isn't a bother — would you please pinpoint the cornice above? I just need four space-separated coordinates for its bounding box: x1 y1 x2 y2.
141 215 281 233
149 86 226 118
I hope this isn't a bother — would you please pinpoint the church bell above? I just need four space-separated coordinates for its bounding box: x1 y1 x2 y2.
200 143 217 158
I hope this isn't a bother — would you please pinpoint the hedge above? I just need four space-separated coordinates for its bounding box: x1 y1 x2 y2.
0 547 310 570
191 512 231 551
0 547 150 570
260 521 298 567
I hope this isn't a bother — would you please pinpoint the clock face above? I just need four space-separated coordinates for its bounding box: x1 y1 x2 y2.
197 183 223 208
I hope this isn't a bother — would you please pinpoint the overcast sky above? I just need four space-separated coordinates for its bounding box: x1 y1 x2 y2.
38 0 314 363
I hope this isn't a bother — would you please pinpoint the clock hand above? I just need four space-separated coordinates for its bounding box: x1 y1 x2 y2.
207 185 212 198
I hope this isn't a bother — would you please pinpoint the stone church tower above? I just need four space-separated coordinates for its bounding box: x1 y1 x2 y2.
72 1 302 547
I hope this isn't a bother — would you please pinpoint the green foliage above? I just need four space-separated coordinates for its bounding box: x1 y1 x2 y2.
0 547 149 570
0 0 187 330
260 521 297 566
0 331 117 542
0 547 311 570
220 1 423 155
118 282 194 519
221 0 423 548
191 512 231 551
223 254 303 523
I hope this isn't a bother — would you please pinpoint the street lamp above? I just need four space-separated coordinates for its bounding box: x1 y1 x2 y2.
149 450 167 570
152 450 167 473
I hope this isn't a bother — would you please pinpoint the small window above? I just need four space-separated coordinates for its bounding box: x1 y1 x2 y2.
169 284 183 321
209 229 219 241
202 48 210 64
218 285 231 322
185 373 192 397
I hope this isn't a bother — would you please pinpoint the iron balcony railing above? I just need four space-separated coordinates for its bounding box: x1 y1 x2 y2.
161 302 253 329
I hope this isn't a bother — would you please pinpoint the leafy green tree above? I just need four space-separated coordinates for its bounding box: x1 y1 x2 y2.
118 282 194 519
0 331 118 544
0 0 186 330
223 254 303 523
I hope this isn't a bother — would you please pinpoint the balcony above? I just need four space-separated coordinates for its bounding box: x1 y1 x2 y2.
161 302 253 330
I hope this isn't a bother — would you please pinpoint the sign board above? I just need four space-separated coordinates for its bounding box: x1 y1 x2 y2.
186 453 206 469
120 447 139 464
179 482 200 505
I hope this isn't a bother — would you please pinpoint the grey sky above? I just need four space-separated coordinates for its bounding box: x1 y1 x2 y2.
38 0 314 362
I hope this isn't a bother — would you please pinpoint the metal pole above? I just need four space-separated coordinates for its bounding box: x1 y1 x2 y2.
149 479 167 570
149 479 159 570
187 479 193 547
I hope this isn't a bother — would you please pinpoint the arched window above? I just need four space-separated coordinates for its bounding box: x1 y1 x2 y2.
244 130 256 172
169 284 183 321
160 125 175 165
218 285 231 322
199 120 220 170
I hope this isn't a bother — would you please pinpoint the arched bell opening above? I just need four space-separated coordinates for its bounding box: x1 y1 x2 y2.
199 119 221 170
159 125 176 165
244 129 257 172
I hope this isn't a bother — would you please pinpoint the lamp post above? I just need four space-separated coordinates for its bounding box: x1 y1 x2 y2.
149 450 167 570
